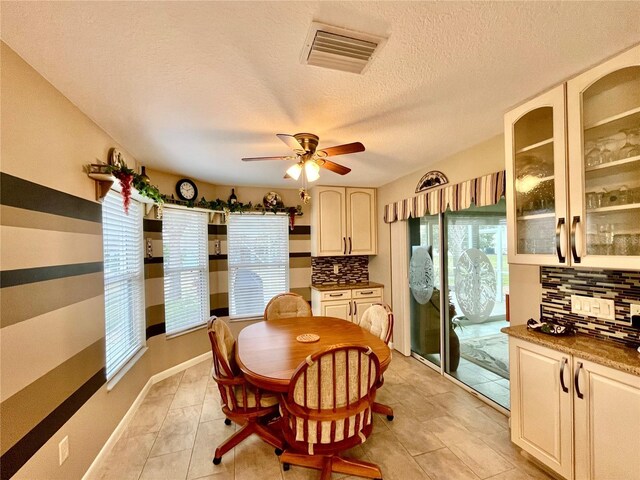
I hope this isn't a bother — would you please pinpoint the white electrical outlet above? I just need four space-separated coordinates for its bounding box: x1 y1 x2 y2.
333 264 340 274
631 303 640 317
59 436 69 465
570 295 615 321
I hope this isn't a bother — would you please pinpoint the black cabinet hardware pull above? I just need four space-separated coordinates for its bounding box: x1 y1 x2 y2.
342 237 346 255
556 218 566 263
560 357 568 393
575 361 584 399
348 237 352 254
571 216 581 264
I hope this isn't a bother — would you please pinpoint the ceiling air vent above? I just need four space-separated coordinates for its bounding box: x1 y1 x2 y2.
300 23 386 74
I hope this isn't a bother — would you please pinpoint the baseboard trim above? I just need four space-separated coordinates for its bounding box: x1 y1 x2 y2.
82 352 210 480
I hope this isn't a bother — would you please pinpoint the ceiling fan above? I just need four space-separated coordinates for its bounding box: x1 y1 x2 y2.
241 133 365 181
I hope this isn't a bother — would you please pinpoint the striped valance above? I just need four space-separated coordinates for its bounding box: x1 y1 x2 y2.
383 170 506 223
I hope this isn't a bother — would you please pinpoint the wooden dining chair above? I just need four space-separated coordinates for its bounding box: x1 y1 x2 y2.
207 316 284 464
264 292 312 320
358 303 395 421
279 344 383 480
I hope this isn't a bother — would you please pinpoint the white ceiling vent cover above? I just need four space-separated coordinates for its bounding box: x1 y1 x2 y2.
301 23 387 74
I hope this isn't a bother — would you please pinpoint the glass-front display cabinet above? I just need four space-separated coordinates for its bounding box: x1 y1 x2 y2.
505 85 568 265
568 45 640 269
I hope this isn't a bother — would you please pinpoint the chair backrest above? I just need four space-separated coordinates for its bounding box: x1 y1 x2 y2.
207 316 272 414
207 316 237 379
358 303 393 345
264 292 312 321
282 344 380 453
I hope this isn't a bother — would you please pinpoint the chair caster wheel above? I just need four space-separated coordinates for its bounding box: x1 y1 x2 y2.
213 457 222 465
283 463 290 471
224 418 232 426
275 448 283 456
386 415 394 421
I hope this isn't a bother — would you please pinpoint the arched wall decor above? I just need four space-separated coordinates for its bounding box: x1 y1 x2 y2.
415 171 448 193
384 170 506 223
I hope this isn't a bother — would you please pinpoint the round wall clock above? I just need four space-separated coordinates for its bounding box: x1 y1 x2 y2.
176 179 198 201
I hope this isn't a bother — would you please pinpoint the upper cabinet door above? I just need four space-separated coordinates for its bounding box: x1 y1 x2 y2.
567 45 640 269
346 188 377 255
313 186 347 256
505 85 569 266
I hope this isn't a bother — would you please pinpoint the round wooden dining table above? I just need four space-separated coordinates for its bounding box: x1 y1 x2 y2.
235 316 392 393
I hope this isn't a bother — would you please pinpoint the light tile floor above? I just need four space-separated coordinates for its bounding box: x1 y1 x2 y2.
94 354 553 480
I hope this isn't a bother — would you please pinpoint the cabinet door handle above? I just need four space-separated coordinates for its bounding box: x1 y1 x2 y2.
354 301 357 316
571 216 581 264
556 218 566 263
575 361 584 399
348 237 352 254
329 293 343 297
559 357 569 393
348 301 352 316
360 291 374 295
343 237 346 255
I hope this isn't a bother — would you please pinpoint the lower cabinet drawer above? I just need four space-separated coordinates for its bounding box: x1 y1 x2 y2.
353 288 382 299
320 290 352 301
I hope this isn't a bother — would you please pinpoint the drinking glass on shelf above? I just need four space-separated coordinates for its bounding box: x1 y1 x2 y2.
585 141 601 167
600 136 616 164
586 192 598 210
617 129 637 160
619 185 630 205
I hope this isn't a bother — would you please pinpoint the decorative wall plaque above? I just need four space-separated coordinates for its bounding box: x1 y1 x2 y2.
415 171 448 193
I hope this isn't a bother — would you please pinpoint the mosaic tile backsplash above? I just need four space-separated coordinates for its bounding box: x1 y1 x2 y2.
540 267 640 346
311 256 369 285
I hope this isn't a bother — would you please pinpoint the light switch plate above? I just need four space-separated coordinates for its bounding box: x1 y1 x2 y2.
59 436 69 465
631 303 640 317
571 295 615 321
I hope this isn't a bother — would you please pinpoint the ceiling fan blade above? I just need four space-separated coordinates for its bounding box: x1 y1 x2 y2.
317 159 351 175
242 156 294 161
276 134 305 153
317 142 365 157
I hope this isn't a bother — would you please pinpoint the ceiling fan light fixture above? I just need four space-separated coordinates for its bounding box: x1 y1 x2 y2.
305 160 321 182
286 163 303 180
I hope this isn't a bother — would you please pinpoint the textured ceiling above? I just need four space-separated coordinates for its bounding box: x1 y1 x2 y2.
2 1 640 188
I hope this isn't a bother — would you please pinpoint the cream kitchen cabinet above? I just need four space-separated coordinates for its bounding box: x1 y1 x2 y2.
509 337 573 479
509 336 640 480
311 286 383 323
573 358 640 480
506 44 640 269
311 186 377 256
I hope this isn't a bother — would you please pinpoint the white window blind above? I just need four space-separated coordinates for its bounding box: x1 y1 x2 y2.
102 192 145 380
163 208 209 335
228 215 289 319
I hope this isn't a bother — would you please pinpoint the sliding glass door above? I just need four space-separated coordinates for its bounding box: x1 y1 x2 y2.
444 200 510 409
409 214 441 367
409 199 510 409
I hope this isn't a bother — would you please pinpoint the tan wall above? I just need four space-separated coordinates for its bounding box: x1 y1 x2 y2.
369 134 542 325
0 41 311 479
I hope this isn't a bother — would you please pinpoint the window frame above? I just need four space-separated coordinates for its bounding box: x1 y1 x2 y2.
102 191 146 381
227 214 290 321
162 206 210 336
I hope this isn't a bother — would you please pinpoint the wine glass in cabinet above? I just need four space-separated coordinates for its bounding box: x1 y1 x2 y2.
505 85 569 266
567 45 640 269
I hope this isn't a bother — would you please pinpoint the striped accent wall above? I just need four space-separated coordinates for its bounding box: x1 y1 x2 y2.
0 173 107 479
142 217 312 338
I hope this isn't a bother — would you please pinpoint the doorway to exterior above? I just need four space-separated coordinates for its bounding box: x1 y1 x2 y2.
409 199 510 409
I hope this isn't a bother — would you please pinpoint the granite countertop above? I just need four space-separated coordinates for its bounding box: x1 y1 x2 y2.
311 281 384 292
502 324 640 377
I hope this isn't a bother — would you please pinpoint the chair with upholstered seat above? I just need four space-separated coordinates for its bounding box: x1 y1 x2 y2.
207 316 284 464
264 292 312 321
357 303 395 421
279 344 383 480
